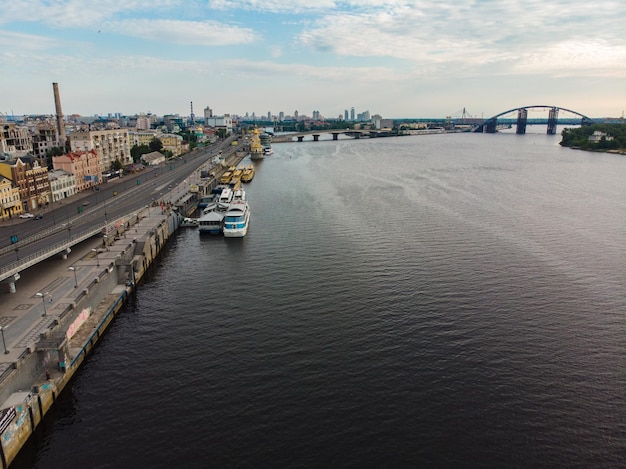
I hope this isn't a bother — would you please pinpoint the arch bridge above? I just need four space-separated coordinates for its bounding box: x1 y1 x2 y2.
475 105 594 134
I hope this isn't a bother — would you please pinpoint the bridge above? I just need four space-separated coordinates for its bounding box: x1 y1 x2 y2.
271 129 397 143
474 105 594 134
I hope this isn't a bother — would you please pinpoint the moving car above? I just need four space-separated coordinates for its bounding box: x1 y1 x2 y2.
19 213 34 218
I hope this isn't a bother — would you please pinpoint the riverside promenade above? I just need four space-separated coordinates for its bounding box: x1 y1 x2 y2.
0 144 248 468
0 202 180 468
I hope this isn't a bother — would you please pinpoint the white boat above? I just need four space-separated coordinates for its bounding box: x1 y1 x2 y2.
180 217 199 228
263 147 273 156
217 188 234 210
232 188 246 202
198 209 224 235
222 201 250 238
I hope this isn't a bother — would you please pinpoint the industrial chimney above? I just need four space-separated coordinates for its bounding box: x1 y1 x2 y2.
52 82 67 148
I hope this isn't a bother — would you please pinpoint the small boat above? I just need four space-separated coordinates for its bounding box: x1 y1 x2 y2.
232 188 246 202
228 177 242 190
231 168 243 180
241 165 255 182
220 170 233 184
223 200 250 238
180 217 199 228
263 147 273 156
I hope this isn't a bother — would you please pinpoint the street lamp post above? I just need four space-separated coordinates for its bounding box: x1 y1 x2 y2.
92 248 100 266
0 326 8 354
36 291 48 317
69 266 78 288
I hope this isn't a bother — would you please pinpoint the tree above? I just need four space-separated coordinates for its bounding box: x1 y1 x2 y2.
216 128 228 139
149 137 163 152
46 146 65 157
131 144 151 163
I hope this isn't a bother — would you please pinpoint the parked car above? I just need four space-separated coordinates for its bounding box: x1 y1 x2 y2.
34 214 43 220
19 213 34 218
82 201 90 206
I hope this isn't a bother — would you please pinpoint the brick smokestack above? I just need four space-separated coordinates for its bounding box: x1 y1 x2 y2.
52 82 66 147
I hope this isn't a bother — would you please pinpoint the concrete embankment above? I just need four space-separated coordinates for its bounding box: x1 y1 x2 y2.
0 147 249 468
0 205 181 468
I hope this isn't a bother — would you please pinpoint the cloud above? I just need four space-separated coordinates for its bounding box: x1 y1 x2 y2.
208 0 338 14
104 19 258 45
0 0 178 28
295 0 626 77
0 31 69 50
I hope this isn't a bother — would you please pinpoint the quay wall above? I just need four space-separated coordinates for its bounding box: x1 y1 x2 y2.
0 208 181 468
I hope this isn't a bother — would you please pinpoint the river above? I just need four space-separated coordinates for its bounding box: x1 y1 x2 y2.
14 128 626 468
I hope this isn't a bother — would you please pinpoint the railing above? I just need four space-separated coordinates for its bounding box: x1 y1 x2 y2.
0 225 104 282
0 210 106 257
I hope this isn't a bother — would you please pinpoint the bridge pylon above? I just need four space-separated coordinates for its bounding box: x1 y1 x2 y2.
516 108 528 134
547 107 559 134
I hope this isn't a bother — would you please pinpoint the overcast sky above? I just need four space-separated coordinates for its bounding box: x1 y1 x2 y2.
1 0 624 119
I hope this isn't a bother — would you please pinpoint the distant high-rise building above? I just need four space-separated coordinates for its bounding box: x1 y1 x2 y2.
267 111 271 120
204 106 213 121
279 111 285 122
294 110 299 121
344 109 349 120
357 110 370 121
136 113 151 131
350 107 355 121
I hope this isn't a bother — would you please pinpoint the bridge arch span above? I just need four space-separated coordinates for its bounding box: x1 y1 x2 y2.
475 105 594 134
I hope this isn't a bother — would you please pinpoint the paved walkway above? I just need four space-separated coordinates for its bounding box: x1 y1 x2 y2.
0 237 102 373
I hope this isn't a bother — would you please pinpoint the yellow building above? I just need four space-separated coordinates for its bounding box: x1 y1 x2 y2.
0 177 23 219
0 156 51 212
159 134 183 157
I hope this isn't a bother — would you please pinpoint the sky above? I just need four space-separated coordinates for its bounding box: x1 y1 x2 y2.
1 0 625 120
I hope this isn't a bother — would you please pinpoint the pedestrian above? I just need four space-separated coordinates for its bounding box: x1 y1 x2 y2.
45 370 50 380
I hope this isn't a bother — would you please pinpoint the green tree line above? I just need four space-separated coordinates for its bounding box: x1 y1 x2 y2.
561 123 626 151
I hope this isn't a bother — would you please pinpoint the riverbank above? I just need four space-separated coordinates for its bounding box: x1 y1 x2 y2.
0 204 180 468
0 144 250 468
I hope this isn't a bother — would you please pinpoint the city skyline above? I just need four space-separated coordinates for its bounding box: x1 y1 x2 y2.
1 1 625 119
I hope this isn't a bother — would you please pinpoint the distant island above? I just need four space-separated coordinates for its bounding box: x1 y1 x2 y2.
561 123 626 154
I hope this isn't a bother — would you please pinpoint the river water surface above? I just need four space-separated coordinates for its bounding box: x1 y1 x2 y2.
15 129 626 468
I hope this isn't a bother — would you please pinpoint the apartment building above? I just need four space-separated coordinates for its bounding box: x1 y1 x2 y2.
129 130 159 147
32 122 63 164
159 134 184 157
1 122 33 159
53 150 102 193
69 128 131 171
48 169 77 202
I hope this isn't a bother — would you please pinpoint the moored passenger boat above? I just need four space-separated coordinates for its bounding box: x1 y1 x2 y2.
217 188 234 209
220 170 233 184
223 201 250 238
241 165 255 182
198 210 224 235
